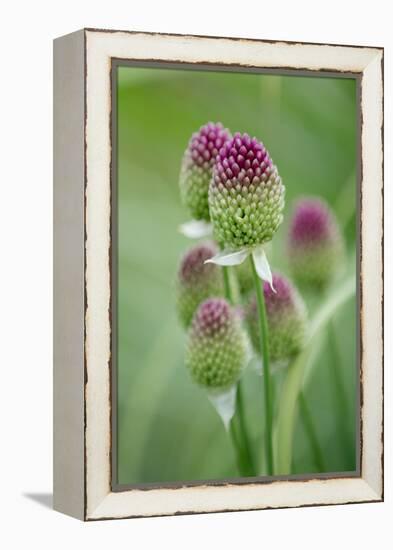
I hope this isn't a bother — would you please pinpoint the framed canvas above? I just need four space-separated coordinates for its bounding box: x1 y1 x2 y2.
53 28 384 521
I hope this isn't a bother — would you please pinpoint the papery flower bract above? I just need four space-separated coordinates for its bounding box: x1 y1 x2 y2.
247 273 307 365
206 133 285 288
176 242 225 328
179 122 231 223
186 298 248 389
288 198 344 289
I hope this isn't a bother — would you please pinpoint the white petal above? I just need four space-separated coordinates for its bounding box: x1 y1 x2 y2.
252 247 275 292
178 220 213 239
207 385 237 430
204 248 249 267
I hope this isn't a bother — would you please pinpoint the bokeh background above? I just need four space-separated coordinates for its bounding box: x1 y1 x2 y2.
116 66 357 485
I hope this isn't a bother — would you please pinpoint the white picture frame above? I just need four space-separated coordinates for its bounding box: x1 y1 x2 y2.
53 28 383 521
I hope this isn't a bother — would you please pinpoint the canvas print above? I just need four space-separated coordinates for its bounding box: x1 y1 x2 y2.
114 66 358 486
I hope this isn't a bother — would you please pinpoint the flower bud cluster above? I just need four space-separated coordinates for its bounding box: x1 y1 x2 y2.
186 298 248 389
179 122 231 221
288 198 344 289
176 243 224 327
209 133 285 249
247 273 307 364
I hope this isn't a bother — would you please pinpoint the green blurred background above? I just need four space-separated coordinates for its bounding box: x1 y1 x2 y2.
116 66 358 485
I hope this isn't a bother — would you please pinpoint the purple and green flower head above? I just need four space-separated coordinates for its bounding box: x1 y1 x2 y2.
176 242 225 328
247 273 307 365
288 198 344 289
179 122 231 237
186 298 248 389
206 133 285 289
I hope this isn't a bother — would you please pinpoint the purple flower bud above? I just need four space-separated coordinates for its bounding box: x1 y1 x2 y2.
209 132 285 249
247 273 307 364
176 242 225 327
193 298 231 337
179 122 231 221
288 198 344 288
186 298 248 389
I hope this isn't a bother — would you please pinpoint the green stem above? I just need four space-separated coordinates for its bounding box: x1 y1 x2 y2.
229 417 249 476
299 391 326 472
236 383 256 474
222 264 255 476
329 322 348 418
222 265 232 304
328 322 351 463
249 255 274 476
275 274 355 474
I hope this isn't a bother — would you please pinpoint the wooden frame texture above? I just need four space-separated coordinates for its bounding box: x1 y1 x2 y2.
53 28 384 521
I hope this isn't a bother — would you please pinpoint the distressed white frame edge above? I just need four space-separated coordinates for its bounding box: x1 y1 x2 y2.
58 29 382 520
54 29 86 520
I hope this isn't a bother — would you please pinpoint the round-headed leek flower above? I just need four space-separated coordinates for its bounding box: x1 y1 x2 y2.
179 122 231 238
186 298 248 390
176 242 225 328
206 133 285 288
247 273 307 366
288 198 344 289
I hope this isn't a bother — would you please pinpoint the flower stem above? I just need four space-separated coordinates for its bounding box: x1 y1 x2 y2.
249 255 274 476
236 382 256 474
275 275 355 474
329 322 348 416
229 418 243 473
328 321 351 464
299 391 326 472
222 265 255 476
229 416 251 476
222 265 232 303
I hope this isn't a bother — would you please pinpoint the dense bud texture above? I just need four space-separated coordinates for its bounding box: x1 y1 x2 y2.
186 298 248 389
209 132 285 249
176 243 225 328
288 198 344 288
247 274 307 364
179 122 231 221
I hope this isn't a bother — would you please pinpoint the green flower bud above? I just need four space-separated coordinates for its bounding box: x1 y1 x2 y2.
186 298 248 389
287 198 344 289
179 122 231 221
247 273 307 365
176 243 225 328
209 132 285 249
